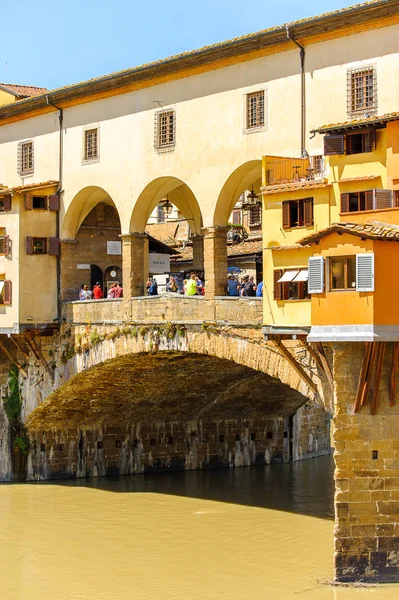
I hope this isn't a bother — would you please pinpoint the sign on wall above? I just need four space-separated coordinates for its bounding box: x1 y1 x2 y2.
77 264 90 270
149 253 170 274
107 241 122 255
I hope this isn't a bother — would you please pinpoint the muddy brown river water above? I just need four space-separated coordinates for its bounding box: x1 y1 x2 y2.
0 456 397 599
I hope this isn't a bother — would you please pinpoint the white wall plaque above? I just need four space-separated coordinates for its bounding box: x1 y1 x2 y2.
77 264 90 270
107 241 122 255
149 253 170 274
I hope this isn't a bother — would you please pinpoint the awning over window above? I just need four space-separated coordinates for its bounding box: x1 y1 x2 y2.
293 270 309 282
277 270 299 283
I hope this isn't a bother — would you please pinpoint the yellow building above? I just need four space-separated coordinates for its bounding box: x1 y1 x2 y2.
262 113 399 341
0 83 47 107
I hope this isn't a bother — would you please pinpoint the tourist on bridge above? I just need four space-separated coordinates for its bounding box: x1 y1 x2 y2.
227 274 240 296
185 272 199 296
166 275 178 293
93 282 103 300
79 284 93 300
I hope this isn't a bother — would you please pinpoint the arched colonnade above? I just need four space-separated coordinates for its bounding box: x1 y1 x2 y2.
60 161 262 299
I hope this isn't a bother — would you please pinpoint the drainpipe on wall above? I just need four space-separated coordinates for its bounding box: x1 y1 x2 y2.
46 96 63 323
286 26 306 158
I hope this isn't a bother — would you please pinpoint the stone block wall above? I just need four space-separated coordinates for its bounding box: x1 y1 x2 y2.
333 342 399 583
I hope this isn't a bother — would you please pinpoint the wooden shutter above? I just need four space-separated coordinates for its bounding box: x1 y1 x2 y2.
282 201 290 229
324 134 344 155
308 257 324 294
4 280 12 305
25 194 33 210
48 237 60 256
365 190 374 211
3 235 10 257
341 193 350 213
303 198 314 226
49 194 60 211
363 129 376 153
273 269 283 300
3 195 11 211
26 236 33 255
374 189 393 210
356 253 374 292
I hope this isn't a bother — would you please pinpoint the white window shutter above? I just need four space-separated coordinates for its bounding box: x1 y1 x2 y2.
308 257 324 294
356 253 374 292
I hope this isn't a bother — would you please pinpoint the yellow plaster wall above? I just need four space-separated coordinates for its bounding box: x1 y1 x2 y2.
17 185 58 325
0 90 15 107
387 120 399 190
0 201 20 331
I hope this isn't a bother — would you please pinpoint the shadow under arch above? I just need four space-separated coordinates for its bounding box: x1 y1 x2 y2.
62 186 121 239
213 160 262 226
27 350 310 432
129 177 202 235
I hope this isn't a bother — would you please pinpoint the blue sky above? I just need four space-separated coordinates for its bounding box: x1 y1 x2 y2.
3 0 352 90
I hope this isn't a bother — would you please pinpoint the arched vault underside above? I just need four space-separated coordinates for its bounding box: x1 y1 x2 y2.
27 352 308 432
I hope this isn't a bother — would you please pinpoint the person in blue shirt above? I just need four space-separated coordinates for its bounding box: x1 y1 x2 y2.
256 281 263 297
227 275 240 296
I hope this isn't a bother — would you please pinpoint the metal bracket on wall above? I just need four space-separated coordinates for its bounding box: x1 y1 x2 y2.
24 332 54 381
0 339 28 378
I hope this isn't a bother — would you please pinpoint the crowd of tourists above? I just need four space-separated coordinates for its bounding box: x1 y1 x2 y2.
227 274 263 297
78 273 262 300
78 282 123 300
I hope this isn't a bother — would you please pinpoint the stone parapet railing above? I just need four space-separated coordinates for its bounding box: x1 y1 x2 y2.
62 294 263 326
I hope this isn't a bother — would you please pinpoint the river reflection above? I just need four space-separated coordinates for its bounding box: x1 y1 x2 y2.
0 456 398 600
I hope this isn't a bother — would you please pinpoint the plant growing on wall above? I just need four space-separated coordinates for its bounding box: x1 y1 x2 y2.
3 365 29 481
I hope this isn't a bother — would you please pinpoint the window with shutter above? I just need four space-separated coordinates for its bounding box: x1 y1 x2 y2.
25 194 33 210
324 135 344 155
26 236 33 255
340 193 349 213
49 194 60 212
356 253 374 292
303 198 314 226
308 257 324 294
231 209 242 225
48 237 60 256
346 129 376 155
3 235 10 257
282 202 290 229
365 190 374 211
0 195 12 212
273 270 283 300
4 280 12 305
374 189 393 210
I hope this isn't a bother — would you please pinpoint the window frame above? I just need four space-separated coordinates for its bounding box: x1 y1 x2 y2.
248 204 261 227
282 197 314 229
17 140 34 176
82 126 100 163
329 256 357 292
273 268 310 301
347 65 377 119
245 90 266 132
154 108 176 152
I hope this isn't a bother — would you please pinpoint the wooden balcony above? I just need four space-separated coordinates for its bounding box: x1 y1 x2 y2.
265 157 324 187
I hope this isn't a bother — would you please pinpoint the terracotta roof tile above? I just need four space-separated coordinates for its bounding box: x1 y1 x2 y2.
298 221 399 245
0 180 58 196
261 180 329 194
313 111 399 134
0 83 48 98
338 175 379 182
171 238 263 263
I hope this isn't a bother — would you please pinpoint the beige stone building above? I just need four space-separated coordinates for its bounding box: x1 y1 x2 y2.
0 1 397 331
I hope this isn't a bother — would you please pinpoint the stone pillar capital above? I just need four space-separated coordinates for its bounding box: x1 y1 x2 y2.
120 232 148 245
201 226 229 239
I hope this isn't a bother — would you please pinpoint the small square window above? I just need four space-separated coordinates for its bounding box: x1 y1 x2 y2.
18 141 34 175
32 196 47 210
246 91 265 130
32 238 47 254
154 109 175 151
330 256 356 291
84 128 99 161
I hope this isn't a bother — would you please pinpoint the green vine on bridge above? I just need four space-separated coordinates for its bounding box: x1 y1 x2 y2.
3 365 29 480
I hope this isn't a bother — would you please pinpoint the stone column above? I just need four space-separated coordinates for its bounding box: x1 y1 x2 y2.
191 235 204 271
60 239 78 302
333 342 399 583
121 233 147 298
202 226 228 297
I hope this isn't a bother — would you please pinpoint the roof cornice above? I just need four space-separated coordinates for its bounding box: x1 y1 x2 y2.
0 1 398 123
